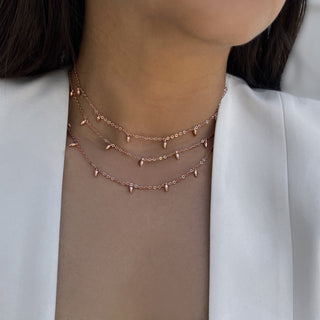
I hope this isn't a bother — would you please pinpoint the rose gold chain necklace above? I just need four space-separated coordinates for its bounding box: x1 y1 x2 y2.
69 67 227 148
66 67 226 193
67 124 214 193
70 91 215 166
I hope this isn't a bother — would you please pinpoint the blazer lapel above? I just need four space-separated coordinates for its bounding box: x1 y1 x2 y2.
0 68 70 320
208 75 293 320
0 69 294 320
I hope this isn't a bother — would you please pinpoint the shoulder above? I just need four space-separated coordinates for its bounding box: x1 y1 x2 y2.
0 67 69 117
0 67 70 148
227 73 320 220
0 67 69 91
226 72 320 125
228 71 320 160
0 67 70 174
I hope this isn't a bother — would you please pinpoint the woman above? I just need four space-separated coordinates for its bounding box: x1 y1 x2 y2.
0 1 319 320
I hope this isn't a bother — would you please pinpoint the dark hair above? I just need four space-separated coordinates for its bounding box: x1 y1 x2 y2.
0 0 306 90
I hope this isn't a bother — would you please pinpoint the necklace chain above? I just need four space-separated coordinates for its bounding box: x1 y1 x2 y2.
70 92 215 166
67 126 213 193
69 67 227 147
66 66 227 193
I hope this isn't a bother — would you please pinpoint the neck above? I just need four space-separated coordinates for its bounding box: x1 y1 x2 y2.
71 1 230 147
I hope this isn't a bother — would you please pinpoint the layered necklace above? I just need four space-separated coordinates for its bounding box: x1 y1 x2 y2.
67 67 227 193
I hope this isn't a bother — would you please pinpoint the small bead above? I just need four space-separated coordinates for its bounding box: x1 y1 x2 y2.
105 144 113 150
139 159 144 167
175 152 180 160
68 142 78 147
193 128 198 136
96 115 101 121
203 139 208 148
67 123 71 128
194 169 198 177
163 140 168 149
76 88 81 95
80 119 88 126
126 135 131 143
129 185 134 193
69 90 74 97
94 168 99 177
164 183 169 192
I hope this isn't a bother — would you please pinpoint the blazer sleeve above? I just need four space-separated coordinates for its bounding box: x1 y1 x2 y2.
280 92 320 317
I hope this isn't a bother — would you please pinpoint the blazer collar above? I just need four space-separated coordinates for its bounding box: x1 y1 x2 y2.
0 68 293 320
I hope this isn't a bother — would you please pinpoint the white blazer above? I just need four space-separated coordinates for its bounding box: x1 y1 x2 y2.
283 0 320 100
0 68 320 320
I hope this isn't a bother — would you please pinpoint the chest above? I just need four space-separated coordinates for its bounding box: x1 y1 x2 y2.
54 146 213 320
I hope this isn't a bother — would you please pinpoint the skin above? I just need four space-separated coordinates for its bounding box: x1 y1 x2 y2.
55 0 286 319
